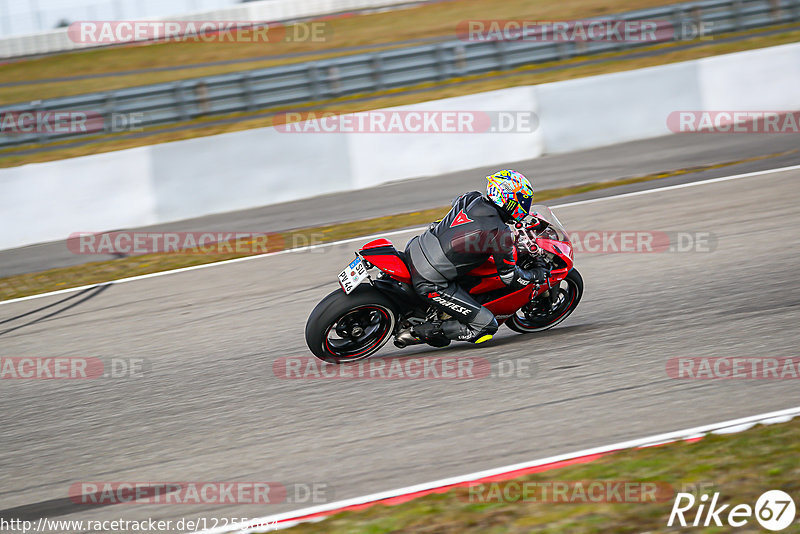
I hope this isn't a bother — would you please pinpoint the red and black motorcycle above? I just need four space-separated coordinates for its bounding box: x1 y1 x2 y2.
305 204 583 363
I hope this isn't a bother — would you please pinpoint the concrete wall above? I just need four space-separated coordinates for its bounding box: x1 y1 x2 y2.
0 148 156 250
697 43 800 112
149 127 353 222
534 61 703 153
2 42 799 250
346 86 543 188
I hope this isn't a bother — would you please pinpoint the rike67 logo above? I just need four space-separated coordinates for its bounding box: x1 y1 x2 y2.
668 490 796 531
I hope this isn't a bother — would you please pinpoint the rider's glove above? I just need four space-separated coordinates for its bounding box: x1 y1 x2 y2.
510 265 548 289
512 260 550 289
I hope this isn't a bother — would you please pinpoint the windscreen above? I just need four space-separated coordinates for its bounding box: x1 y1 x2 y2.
529 204 570 243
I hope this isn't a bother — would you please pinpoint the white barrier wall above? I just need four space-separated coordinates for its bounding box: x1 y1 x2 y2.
346 86 543 188
697 42 800 111
0 148 156 250
149 127 353 222
534 61 703 154
1 42 798 251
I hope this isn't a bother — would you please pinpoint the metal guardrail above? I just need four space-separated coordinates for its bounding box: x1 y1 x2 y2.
1 0 799 149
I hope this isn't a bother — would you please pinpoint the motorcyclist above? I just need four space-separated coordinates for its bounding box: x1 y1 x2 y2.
405 170 549 346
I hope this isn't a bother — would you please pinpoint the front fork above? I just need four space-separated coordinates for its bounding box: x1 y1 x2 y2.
526 254 560 310
546 284 560 308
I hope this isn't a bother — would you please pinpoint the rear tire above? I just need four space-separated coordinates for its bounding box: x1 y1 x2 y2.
305 285 397 364
507 268 583 333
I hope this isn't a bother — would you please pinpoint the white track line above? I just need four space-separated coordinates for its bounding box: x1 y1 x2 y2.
192 406 800 534
551 162 800 208
2 163 799 307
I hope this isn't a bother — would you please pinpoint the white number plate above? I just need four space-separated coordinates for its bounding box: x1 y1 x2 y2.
338 257 369 294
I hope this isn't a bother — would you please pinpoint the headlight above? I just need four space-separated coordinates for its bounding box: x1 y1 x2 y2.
539 227 560 241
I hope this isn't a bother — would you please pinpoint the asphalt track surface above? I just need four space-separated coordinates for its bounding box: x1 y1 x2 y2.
2 132 799 276
1 160 799 531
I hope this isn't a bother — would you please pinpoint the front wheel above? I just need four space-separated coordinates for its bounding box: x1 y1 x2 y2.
305 285 397 364
507 268 583 333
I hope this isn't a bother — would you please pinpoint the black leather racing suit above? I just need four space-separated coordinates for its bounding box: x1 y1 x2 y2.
405 191 536 342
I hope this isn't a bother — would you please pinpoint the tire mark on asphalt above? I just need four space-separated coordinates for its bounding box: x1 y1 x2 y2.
0 285 109 336
0 286 98 326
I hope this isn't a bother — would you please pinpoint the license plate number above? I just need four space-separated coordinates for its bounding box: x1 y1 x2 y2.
338 257 369 294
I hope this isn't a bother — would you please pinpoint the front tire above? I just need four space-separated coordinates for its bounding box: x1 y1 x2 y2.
507 268 583 333
305 285 397 364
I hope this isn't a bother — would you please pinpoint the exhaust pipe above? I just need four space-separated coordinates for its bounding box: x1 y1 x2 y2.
394 329 422 348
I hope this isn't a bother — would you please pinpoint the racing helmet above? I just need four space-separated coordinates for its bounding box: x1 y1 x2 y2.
486 170 534 223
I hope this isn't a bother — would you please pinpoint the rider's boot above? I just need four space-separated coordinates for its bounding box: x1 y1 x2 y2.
441 318 498 344
411 322 451 348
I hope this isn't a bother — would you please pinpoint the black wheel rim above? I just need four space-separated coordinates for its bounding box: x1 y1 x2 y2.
514 279 577 329
323 305 393 359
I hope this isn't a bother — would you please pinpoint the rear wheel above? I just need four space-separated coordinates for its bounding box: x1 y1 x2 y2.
305 285 397 364
507 268 583 333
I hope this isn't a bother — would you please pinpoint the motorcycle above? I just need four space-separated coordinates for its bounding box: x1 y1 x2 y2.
305 204 583 363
